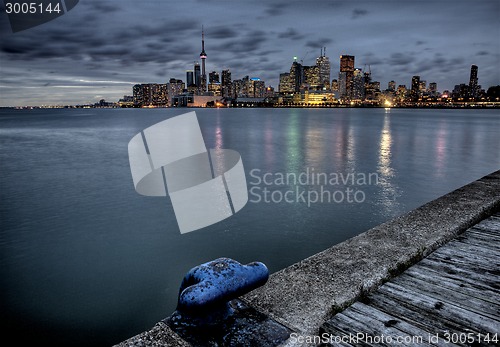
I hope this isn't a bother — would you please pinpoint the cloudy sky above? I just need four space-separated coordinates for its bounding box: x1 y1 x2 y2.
0 0 499 106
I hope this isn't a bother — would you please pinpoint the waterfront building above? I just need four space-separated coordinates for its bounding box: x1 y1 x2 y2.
331 79 338 92
419 80 427 94
194 63 201 91
469 64 478 99
352 68 365 101
279 72 293 94
411 75 420 101
232 76 250 98
339 55 355 99
167 79 185 104
396 85 408 103
388 80 396 92
221 69 232 98
132 83 168 107
208 82 221 96
452 83 469 100
289 59 304 93
428 82 438 97
209 71 220 84
316 48 331 90
186 70 194 88
248 78 266 98
303 65 320 90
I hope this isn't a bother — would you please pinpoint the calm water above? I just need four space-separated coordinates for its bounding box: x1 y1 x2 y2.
1 108 499 346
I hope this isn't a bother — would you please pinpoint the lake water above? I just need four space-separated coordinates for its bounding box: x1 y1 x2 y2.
1 107 499 346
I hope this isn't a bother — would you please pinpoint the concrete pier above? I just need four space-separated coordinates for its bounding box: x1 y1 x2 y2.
115 170 500 346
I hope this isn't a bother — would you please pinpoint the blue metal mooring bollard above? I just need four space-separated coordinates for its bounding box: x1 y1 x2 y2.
172 257 269 327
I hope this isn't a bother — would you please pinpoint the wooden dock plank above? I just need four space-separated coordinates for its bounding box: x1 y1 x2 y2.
389 273 500 320
417 257 500 294
321 212 500 347
404 265 500 305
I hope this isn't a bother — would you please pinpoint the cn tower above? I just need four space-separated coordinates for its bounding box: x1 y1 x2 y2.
200 26 207 93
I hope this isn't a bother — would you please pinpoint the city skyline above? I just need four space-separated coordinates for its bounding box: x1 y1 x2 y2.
0 0 499 106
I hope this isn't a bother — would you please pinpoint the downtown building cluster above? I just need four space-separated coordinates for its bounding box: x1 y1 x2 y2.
124 30 498 108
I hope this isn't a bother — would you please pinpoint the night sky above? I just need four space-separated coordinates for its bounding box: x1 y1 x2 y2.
0 0 499 106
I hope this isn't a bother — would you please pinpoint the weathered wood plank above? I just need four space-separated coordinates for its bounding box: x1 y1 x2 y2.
340 306 426 346
347 302 441 346
366 293 490 347
474 217 500 233
427 248 500 274
417 257 500 295
404 265 500 305
467 226 500 241
379 282 499 334
438 239 500 260
461 227 500 244
389 273 500 320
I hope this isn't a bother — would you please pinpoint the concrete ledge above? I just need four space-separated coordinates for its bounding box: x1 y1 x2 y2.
242 170 500 342
116 170 500 346
114 322 191 347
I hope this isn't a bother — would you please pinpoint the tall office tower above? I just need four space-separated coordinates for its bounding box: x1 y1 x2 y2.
167 79 185 102
339 55 355 99
316 47 331 90
279 72 292 93
331 79 338 92
303 65 320 90
352 68 365 100
221 69 232 98
200 26 207 93
469 64 478 99
194 62 201 89
209 71 220 84
411 75 420 101
248 78 266 97
289 59 304 93
428 82 437 96
388 80 396 91
133 84 144 106
186 70 194 87
208 71 221 96
419 80 427 94
397 85 408 102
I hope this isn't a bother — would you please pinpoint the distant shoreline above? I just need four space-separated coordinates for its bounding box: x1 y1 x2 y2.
2 104 500 110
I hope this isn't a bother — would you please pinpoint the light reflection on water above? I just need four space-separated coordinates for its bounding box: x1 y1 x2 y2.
0 107 499 346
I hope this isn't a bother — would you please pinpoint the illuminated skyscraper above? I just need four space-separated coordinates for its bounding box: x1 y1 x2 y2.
209 71 220 84
221 69 232 98
303 65 320 89
194 62 201 89
339 55 355 99
289 58 303 93
388 80 396 92
316 47 331 90
279 72 292 94
352 68 365 100
469 64 478 98
200 26 207 93
411 75 420 101
186 70 194 87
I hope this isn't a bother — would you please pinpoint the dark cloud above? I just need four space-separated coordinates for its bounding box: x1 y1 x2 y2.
476 50 489 56
265 2 287 16
305 38 333 49
352 8 368 19
208 26 239 39
389 52 415 66
278 28 304 40
416 40 426 46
